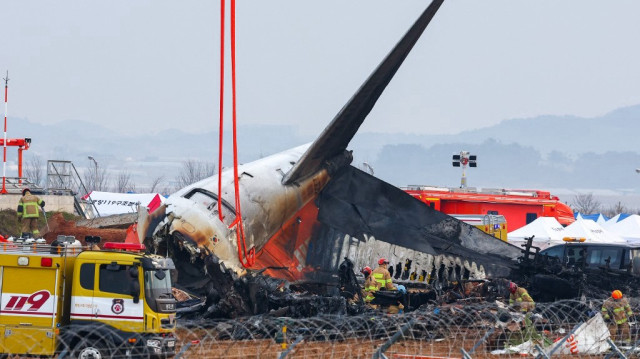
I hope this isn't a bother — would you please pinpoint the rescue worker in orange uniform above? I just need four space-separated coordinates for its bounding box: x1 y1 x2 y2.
372 258 396 291
17 188 45 238
601 290 633 344
361 266 377 303
508 282 535 313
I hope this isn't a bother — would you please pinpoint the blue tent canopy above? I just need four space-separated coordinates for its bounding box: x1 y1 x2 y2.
574 213 610 222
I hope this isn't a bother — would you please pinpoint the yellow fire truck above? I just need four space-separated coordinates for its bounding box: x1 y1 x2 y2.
0 237 177 358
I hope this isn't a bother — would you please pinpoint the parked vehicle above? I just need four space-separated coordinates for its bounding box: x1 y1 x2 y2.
451 214 508 241
539 241 640 275
405 186 574 231
0 236 177 358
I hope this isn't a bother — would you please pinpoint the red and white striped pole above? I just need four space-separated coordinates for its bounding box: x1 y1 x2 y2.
1 71 9 194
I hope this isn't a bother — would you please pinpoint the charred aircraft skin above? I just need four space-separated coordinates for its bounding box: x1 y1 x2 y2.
305 166 521 284
133 0 523 317
138 144 330 273
139 163 520 301
514 244 640 302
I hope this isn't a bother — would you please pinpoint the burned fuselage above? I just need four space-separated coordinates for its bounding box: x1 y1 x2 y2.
131 0 522 315
137 155 521 300
138 144 329 275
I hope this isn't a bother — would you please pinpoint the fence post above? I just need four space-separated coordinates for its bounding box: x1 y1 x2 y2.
372 318 416 359
57 348 69 359
534 344 550 359
468 327 494 354
175 340 200 359
279 335 303 359
605 338 627 359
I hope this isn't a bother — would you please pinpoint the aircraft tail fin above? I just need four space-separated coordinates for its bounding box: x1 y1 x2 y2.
283 0 445 184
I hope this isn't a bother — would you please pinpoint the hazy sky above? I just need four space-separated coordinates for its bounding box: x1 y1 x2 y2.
2 0 640 137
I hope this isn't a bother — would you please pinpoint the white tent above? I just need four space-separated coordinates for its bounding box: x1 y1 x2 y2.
606 213 623 224
507 217 566 250
563 218 626 243
608 214 640 243
602 213 633 230
576 213 609 225
600 217 618 230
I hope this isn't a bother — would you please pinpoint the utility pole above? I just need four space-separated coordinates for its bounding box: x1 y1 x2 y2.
452 151 477 189
88 156 98 191
2 71 9 194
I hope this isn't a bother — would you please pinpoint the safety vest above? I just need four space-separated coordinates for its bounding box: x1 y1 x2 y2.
362 276 377 302
18 193 43 219
602 297 633 325
509 287 535 312
372 266 394 291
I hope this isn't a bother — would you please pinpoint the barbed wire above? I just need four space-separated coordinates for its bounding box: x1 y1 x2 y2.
2 298 639 358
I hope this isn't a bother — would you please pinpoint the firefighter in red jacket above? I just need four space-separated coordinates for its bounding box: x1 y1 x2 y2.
17 188 45 238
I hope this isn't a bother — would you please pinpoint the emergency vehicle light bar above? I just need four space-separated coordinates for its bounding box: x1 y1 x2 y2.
103 242 146 251
562 237 586 242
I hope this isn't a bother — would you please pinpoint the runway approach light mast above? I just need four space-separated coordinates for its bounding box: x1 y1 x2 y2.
452 151 476 188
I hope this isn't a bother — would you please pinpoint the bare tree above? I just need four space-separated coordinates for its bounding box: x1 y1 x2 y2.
24 155 44 187
602 201 630 218
84 166 110 193
115 170 135 193
174 160 215 190
148 175 164 193
571 193 602 214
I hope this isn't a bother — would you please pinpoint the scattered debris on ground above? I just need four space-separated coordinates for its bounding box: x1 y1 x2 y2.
43 212 128 244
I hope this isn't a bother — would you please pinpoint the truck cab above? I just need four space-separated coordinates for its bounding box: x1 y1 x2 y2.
0 238 177 358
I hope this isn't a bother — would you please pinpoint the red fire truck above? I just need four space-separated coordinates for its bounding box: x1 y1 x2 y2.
404 186 575 231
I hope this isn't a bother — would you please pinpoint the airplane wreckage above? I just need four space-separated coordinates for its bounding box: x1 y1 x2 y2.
128 0 640 319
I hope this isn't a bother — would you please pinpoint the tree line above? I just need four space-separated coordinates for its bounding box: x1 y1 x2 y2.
22 154 640 217
571 193 640 217
23 155 216 196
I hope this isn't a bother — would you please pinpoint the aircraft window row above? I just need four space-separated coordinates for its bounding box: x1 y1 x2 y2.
386 259 470 284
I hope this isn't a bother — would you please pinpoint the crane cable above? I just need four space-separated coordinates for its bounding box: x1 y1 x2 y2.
219 0 254 268
217 0 224 221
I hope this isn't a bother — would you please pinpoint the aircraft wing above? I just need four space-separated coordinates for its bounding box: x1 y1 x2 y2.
283 0 445 184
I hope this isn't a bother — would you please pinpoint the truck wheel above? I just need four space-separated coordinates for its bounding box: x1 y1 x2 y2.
72 339 111 359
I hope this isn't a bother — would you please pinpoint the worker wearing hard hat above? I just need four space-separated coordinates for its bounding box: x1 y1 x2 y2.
601 290 633 344
17 188 45 238
508 282 535 313
372 258 396 291
361 266 377 303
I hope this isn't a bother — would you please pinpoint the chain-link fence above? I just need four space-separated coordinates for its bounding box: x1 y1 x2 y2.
0 300 640 359
170 299 639 358
3 298 636 358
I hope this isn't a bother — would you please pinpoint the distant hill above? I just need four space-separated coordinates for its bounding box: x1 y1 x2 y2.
6 103 640 195
351 103 640 156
